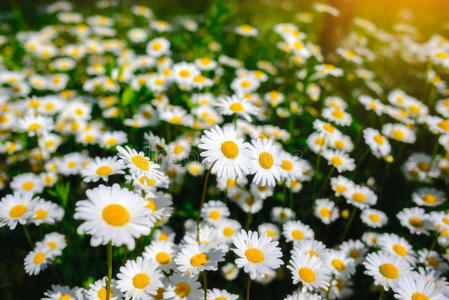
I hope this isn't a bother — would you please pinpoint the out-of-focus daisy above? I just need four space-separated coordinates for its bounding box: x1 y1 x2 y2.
322 149 356 173
215 95 259 121
235 24 258 36
412 187 445 207
10 173 44 195
143 240 177 273
81 156 125 182
378 233 416 264
343 184 377 209
42 285 84 300
361 208 388 228
0 192 35 229
36 232 66 257
86 277 122 300
314 198 339 224
330 175 355 196
232 230 283 279
165 273 203 300
322 107 352 126
74 184 152 249
364 128 391 158
19 114 54 136
325 250 356 280
393 273 446 300
206 288 238 300
282 220 314 243
382 123 416 143
397 207 430 235
30 198 64 226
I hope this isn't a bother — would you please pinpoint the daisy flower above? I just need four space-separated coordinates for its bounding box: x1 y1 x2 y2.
117 145 164 184
314 198 339 224
330 175 355 196
361 208 388 228
363 128 391 158
339 239 367 263
143 240 177 273
116 257 164 299
230 76 260 94
258 223 280 241
36 232 66 257
288 252 332 291
291 239 328 259
201 200 230 225
282 220 314 243
412 187 445 207
10 173 44 195
74 184 152 249
363 251 412 290
19 114 54 136
216 219 242 244
81 156 125 182
198 125 251 179
417 249 449 273
165 273 203 300
24 245 52 275
175 241 225 277
272 207 296 223
247 138 281 186
322 149 356 173
222 263 240 281
144 191 173 224
322 107 352 126
42 285 84 300
378 233 416 264
215 95 260 121
232 230 283 279
382 123 416 143
0 192 35 229
30 198 64 225
397 207 430 235
393 272 446 300
206 288 238 300
235 24 258 36
325 250 356 280
343 184 378 209
86 277 122 300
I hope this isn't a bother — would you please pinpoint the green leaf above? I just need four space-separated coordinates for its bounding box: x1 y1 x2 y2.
121 87 135 107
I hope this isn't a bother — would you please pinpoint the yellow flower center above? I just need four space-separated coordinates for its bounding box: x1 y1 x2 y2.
152 41 162 51
97 287 111 300
323 124 335 133
33 210 47 220
155 252 170 264
334 140 345 149
9 205 27 218
241 80 251 88
145 199 156 211
245 248 264 263
223 227 234 237
315 137 326 146
352 193 366 202
349 249 360 259
331 156 343 166
336 185 346 193
298 267 316 283
331 259 346 271
369 214 380 222
379 263 399 279
426 256 439 267
33 252 46 265
96 166 112 176
28 123 42 131
259 152 274 169
154 78 165 86
102 204 130 226
132 273 150 289
106 138 117 146
22 181 35 191
373 135 384 145
175 282 191 297
221 141 239 159
281 160 293 171
47 241 56 250
190 253 209 267
332 109 344 119
392 129 405 140
179 69 190 78
58 294 72 300
229 102 244 112
319 207 331 218
291 230 304 241
423 194 436 204
209 210 220 220
131 155 149 171
411 293 430 300
173 145 184 155
409 217 423 228
393 244 407 257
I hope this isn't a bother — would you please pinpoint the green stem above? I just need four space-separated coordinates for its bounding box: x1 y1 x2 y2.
23 225 33 247
246 212 253 230
196 165 213 243
378 288 385 300
340 206 357 243
202 271 207 300
106 242 112 300
318 167 335 195
246 275 251 300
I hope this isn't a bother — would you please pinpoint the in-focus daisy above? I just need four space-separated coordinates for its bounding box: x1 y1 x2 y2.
378 234 416 263
412 187 445 207
175 242 225 277
393 273 446 300
74 184 152 249
363 128 391 158
198 125 251 179
24 245 52 275
232 230 283 279
330 175 355 196
116 257 164 299
10 173 44 195
81 156 125 182
247 138 281 186
288 252 332 291
325 250 356 280
363 251 412 290
322 149 356 173
340 239 367 263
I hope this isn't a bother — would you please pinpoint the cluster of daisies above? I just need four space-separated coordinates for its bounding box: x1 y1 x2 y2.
0 0 449 299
